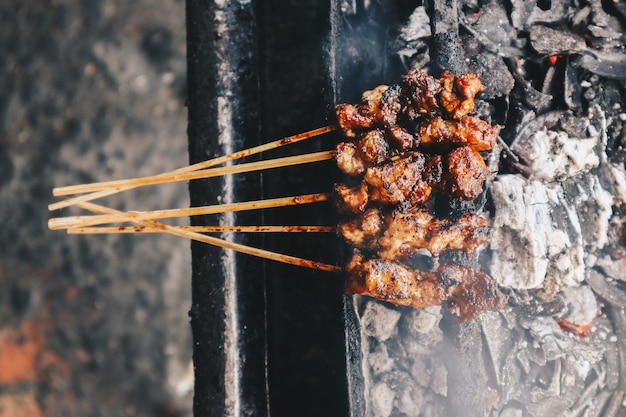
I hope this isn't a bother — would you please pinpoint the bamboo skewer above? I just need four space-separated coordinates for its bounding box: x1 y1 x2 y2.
49 193 330 230
50 125 337 208
73 201 342 273
68 225 336 234
50 150 334 210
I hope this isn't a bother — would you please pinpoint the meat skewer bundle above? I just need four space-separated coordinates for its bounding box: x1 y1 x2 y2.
48 68 507 321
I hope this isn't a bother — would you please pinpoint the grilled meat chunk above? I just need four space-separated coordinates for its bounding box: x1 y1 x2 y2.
441 146 490 200
334 182 369 214
345 254 507 321
419 115 500 152
364 152 432 207
335 142 365 176
335 129 390 176
345 253 446 309
386 125 417 150
338 208 490 259
400 68 442 118
337 208 384 251
439 71 483 119
335 85 401 137
377 210 490 259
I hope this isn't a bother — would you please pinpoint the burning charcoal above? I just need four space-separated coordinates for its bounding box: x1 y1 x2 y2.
371 381 394 417
564 61 583 111
558 285 598 330
395 6 431 61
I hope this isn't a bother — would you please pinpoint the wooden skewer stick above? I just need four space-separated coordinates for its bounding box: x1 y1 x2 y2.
72 201 342 273
67 225 336 234
49 192 330 230
50 125 337 204
48 151 335 206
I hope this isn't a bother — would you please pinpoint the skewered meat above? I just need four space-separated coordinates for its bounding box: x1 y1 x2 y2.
440 146 490 200
364 152 432 207
335 129 391 176
338 208 490 259
439 71 483 119
419 115 500 152
386 125 417 150
334 182 369 214
335 142 365 176
400 68 442 118
345 254 507 321
334 68 504 320
335 85 402 137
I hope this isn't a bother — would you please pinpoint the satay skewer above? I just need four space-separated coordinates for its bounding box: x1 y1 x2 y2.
68 225 336 234
72 201 342 273
49 150 334 210
49 125 337 209
49 192 330 230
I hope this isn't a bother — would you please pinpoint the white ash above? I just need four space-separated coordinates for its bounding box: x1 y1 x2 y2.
558 285 598 326
371 382 395 417
490 176 585 289
489 110 623 292
518 129 600 181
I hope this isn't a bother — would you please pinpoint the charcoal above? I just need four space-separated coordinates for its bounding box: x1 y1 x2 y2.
596 254 626 281
466 48 515 99
585 269 626 307
510 0 574 30
564 62 583 111
490 176 585 291
430 0 469 75
529 26 586 56
579 51 626 81
460 3 522 58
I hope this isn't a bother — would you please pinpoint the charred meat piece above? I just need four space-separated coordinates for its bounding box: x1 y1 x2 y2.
335 85 401 137
438 262 507 322
335 142 365 177
419 115 500 152
377 210 490 259
357 129 390 166
344 254 507 321
440 146 490 200
400 68 442 119
336 129 390 176
334 182 369 214
337 208 384 251
345 253 446 310
335 103 373 139
386 125 417 150
364 152 432 207
439 71 483 119
338 208 490 259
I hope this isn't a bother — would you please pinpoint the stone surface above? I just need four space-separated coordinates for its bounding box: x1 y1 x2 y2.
0 2 191 416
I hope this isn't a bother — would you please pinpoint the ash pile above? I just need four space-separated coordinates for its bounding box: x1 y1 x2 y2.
334 1 626 416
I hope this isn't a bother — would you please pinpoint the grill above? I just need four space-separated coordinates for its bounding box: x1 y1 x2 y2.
186 1 626 416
